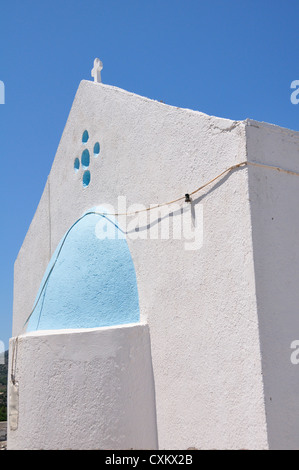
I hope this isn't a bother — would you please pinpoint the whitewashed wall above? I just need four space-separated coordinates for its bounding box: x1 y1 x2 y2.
247 121 299 450
8 323 158 450
11 81 295 449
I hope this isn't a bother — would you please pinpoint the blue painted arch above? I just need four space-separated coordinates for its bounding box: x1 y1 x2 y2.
26 208 140 331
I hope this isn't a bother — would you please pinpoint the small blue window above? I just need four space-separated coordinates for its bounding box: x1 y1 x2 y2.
74 158 80 172
94 142 100 156
82 130 89 143
81 149 90 168
83 170 91 187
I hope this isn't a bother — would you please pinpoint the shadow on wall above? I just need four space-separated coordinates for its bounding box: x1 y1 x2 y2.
25 167 242 333
248 165 299 450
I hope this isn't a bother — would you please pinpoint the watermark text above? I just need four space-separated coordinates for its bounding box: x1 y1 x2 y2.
0 341 5 365
290 80 299 105
290 340 299 364
0 81 4 105
94 198 204 251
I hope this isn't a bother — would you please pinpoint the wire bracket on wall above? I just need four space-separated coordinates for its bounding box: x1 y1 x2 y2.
9 156 299 412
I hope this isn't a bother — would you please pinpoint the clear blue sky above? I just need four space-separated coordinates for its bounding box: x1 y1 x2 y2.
0 0 299 348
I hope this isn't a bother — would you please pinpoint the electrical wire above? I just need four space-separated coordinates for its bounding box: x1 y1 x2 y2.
10 158 299 384
22 158 299 329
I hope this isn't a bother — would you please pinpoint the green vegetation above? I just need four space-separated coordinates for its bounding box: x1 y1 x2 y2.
0 351 8 422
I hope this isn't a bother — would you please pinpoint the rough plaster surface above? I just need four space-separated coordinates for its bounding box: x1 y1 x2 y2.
247 121 299 450
13 181 51 336
11 81 294 449
8 323 158 450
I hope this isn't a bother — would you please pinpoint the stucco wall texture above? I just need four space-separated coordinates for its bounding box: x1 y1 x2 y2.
8 324 158 450
9 81 299 449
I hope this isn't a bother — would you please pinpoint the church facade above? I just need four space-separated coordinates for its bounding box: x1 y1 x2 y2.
8 74 299 449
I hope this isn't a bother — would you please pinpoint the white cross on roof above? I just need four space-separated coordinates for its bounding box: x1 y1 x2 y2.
91 58 103 83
